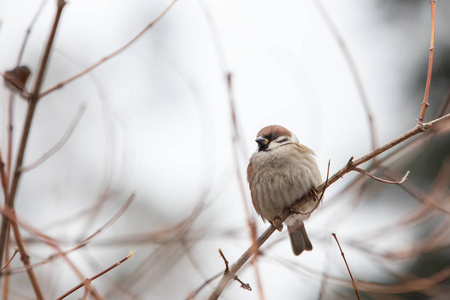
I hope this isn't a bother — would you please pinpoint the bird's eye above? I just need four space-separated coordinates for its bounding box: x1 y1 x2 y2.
276 137 288 143
268 134 278 141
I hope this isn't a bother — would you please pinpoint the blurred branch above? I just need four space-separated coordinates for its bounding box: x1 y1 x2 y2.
332 233 361 300
272 253 450 295
21 104 86 172
208 113 450 299
313 0 378 151
56 250 135 300
186 271 222 300
418 0 436 124
1 247 18 271
39 0 178 98
226 73 265 299
16 0 49 65
0 152 8 199
354 168 409 184
0 1 67 298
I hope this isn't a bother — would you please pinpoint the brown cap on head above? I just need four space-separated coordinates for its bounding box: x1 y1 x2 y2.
257 125 292 138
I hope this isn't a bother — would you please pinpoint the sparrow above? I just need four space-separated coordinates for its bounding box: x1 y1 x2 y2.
247 125 322 255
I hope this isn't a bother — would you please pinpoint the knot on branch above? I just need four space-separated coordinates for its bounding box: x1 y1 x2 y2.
347 156 355 169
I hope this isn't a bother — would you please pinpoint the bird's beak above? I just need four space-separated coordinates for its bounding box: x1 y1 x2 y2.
255 137 269 146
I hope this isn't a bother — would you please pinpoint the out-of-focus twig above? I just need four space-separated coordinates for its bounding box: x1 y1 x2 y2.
226 73 265 299
0 2 67 299
354 167 409 184
1 247 18 271
56 250 135 300
16 0 49 65
418 0 436 124
332 233 361 300
39 0 178 98
21 104 86 171
313 0 378 152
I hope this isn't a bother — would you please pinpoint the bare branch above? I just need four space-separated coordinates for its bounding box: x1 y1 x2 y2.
56 250 136 300
313 0 378 151
354 168 410 184
332 233 361 300
21 104 86 172
1 247 18 270
208 113 450 300
0 2 67 298
16 0 49 65
39 0 178 98
186 271 223 300
418 0 436 124
0 151 8 199
218 248 229 272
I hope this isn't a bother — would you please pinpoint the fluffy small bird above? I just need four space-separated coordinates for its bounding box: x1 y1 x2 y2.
247 125 322 255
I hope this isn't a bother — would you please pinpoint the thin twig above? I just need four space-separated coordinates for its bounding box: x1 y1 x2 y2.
56 250 135 300
313 0 378 152
208 113 450 300
354 168 410 184
418 0 436 124
0 152 8 199
0 2 67 298
16 0 49 65
1 247 18 270
21 104 86 172
217 249 252 293
332 233 361 300
218 248 229 272
186 271 223 300
65 194 135 255
226 73 264 298
234 275 252 291
39 0 178 98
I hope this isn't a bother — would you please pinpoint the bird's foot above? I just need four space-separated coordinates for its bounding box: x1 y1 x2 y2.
270 217 283 231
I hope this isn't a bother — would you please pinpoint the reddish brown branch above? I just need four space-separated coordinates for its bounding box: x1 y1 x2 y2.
227 73 264 298
332 233 361 300
354 168 410 184
208 113 450 300
0 2 67 299
0 152 8 199
39 0 178 98
56 250 135 300
418 0 436 124
313 0 378 151
1 247 18 270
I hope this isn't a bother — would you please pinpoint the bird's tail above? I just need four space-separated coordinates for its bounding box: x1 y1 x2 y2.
288 221 313 256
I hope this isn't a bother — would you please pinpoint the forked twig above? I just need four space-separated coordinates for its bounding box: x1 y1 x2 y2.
354 167 410 185
218 249 252 292
332 233 361 300
56 250 135 300
418 0 436 124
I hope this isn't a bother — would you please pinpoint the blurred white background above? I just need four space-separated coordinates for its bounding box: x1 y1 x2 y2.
1 0 449 299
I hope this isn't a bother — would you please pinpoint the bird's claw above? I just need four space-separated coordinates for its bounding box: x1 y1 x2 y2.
270 217 283 231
